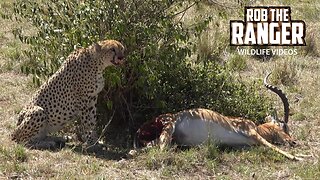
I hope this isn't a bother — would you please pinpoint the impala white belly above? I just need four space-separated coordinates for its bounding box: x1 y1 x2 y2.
173 117 256 147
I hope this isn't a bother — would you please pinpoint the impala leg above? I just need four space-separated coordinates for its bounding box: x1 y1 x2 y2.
250 130 303 161
159 122 175 150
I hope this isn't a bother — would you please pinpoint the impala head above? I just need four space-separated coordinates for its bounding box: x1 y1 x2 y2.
261 72 295 146
258 122 296 146
134 113 175 148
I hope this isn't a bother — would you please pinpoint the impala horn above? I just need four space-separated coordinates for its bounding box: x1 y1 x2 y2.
264 72 290 134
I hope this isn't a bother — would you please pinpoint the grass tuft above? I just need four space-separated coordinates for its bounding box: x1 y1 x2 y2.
227 53 247 72
271 59 297 86
13 145 28 162
136 145 219 176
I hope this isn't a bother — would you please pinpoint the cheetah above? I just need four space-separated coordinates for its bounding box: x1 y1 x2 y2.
11 40 125 150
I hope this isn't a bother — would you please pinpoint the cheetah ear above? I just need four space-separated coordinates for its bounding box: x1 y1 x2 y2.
93 42 101 52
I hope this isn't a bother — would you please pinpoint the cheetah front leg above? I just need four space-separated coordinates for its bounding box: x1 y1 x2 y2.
78 104 102 151
12 106 66 150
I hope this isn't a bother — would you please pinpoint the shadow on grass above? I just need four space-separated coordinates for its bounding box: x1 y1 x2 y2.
67 143 128 161
20 135 130 160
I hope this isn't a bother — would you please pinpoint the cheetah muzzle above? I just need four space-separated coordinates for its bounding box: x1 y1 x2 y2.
11 40 125 151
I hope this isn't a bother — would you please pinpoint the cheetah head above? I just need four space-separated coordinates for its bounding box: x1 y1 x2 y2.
92 40 125 67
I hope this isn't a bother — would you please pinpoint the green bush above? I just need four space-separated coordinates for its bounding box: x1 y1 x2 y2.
9 0 271 145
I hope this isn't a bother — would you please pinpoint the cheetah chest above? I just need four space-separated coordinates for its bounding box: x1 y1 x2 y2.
89 74 105 96
96 74 105 92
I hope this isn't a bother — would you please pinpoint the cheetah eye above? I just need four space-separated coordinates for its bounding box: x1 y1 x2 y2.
111 48 116 53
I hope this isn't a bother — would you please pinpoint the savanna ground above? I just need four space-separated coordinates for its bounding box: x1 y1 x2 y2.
1 0 320 179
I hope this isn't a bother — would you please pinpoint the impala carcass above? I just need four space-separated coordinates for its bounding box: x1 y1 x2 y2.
134 73 302 160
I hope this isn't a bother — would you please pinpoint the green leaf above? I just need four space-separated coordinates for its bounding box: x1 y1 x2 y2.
106 100 113 110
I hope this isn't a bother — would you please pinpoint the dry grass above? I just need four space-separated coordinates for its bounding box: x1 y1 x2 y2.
1 0 320 179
